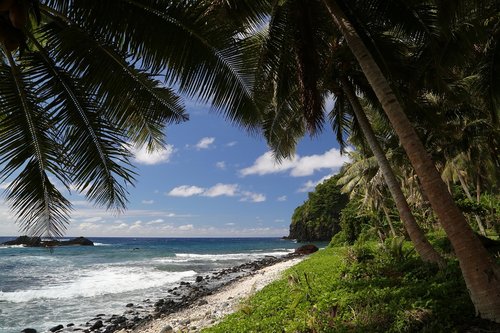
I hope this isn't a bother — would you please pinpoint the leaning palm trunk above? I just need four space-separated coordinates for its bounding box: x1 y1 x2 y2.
342 78 445 267
324 0 500 321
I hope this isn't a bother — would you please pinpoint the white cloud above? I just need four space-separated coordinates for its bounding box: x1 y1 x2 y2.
290 149 348 176
298 180 317 193
129 221 143 230
240 191 266 203
109 222 129 230
240 148 349 177
82 216 103 223
225 222 236 226
129 143 175 165
298 174 334 193
147 219 164 225
203 183 239 197
178 224 194 231
239 152 297 176
168 185 205 197
166 183 264 203
78 222 99 230
226 141 238 147
195 137 215 150
215 161 226 170
277 195 287 202
141 200 155 205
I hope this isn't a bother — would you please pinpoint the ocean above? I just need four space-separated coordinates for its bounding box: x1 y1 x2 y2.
0 237 307 333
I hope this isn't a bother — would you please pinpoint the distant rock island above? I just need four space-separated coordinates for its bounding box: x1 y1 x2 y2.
2 236 94 247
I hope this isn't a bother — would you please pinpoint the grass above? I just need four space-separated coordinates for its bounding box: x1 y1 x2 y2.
203 239 499 333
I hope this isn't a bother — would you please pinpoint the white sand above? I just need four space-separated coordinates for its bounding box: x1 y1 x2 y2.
129 257 303 333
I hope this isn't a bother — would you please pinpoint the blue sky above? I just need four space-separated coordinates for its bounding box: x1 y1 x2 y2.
0 101 349 238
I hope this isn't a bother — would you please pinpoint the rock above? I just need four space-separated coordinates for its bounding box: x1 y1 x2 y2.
160 325 173 333
3 236 41 246
113 316 126 324
90 320 103 330
198 299 208 306
294 244 319 255
195 276 203 283
103 325 116 333
67 323 74 327
49 324 64 332
1 236 94 247
61 237 94 246
21 329 37 333
125 303 134 307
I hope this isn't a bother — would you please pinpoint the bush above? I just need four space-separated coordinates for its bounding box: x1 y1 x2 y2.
204 242 500 333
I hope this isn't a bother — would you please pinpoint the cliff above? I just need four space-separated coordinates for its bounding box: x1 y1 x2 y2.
288 175 348 242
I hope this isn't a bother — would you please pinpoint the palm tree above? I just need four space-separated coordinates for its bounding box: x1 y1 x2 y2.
336 150 398 238
341 79 445 266
320 0 500 320
253 0 499 321
0 0 269 237
255 0 444 265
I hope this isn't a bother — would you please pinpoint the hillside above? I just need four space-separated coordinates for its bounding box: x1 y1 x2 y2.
288 175 348 241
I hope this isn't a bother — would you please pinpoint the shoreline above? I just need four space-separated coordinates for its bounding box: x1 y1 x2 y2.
37 253 305 333
129 256 304 333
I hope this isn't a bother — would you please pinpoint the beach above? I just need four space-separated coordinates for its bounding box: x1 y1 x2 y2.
130 257 303 333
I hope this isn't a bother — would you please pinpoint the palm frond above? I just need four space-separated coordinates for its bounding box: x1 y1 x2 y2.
0 48 70 237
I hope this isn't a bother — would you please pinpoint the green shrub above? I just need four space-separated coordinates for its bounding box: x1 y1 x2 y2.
203 243 497 333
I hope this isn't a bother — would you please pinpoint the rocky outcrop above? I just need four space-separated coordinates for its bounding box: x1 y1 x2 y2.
1 236 94 247
294 244 319 255
3 236 41 246
288 219 339 242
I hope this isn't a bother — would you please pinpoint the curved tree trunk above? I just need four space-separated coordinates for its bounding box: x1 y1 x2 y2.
324 0 500 321
341 78 445 267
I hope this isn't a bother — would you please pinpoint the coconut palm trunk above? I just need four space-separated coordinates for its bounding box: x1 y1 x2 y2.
341 78 445 267
324 0 500 321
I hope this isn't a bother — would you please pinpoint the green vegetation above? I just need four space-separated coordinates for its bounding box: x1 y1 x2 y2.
204 242 499 332
289 175 349 241
1 0 499 323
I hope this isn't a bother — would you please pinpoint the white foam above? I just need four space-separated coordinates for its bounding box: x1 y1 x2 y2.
0 267 196 303
0 245 26 249
175 251 291 261
93 243 111 246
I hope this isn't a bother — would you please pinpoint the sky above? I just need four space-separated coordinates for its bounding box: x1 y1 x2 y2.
0 100 350 238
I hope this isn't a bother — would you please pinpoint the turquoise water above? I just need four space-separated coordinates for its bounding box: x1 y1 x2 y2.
0 237 305 332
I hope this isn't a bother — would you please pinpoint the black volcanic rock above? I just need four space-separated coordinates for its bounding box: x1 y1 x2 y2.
1 236 94 247
3 236 41 247
63 237 94 246
295 244 319 255
49 324 63 332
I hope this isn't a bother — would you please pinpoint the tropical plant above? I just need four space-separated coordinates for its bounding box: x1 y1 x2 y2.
320 0 500 321
0 0 269 237
251 0 499 321
254 0 444 264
